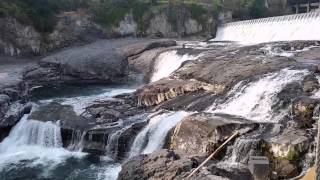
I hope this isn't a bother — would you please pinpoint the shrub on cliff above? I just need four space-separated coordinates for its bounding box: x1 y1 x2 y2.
0 0 87 33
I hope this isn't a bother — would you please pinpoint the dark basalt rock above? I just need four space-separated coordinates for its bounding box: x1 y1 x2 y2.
118 39 177 58
273 82 304 111
118 149 198 180
302 74 319 93
29 102 117 154
206 165 253 180
292 96 320 127
113 121 147 160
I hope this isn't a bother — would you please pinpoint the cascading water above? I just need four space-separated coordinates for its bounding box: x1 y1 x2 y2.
151 50 198 82
208 68 309 123
67 130 87 151
218 138 262 169
0 86 139 180
214 11 320 44
40 87 136 115
0 115 86 177
129 111 191 157
0 115 63 151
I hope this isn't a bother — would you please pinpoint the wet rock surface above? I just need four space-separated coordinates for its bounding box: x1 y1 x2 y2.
292 96 319 127
168 113 257 156
1 40 320 179
118 149 198 180
136 79 219 106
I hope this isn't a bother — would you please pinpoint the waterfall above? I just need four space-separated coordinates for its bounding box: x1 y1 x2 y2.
0 115 86 173
0 115 62 152
151 51 198 82
129 111 191 157
40 88 136 115
214 11 320 44
217 138 261 170
209 68 309 123
67 130 86 152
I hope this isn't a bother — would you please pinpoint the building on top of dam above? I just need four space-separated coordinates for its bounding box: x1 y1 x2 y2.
286 0 320 13
219 0 320 23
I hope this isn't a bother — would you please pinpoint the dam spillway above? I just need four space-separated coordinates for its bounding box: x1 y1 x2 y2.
215 11 320 44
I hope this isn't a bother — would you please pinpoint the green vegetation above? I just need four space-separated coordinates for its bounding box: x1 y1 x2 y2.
224 0 269 19
0 0 225 34
249 0 268 18
0 0 87 33
286 149 299 161
187 3 208 25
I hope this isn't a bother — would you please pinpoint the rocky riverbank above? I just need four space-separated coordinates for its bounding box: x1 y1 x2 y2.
1 39 320 179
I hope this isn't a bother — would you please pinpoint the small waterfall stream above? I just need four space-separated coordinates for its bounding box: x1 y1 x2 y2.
129 111 192 157
151 50 199 82
0 115 63 151
209 68 309 123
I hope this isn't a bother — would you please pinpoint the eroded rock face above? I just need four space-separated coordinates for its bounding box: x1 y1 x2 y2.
302 74 319 93
46 11 104 51
118 149 198 180
265 129 310 159
168 113 257 156
292 96 319 127
0 56 36 141
136 79 221 106
0 17 41 56
272 159 299 179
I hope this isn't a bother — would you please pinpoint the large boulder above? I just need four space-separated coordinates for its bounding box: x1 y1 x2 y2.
24 40 131 89
292 96 319 127
264 129 310 159
168 113 257 156
302 74 319 93
118 149 198 180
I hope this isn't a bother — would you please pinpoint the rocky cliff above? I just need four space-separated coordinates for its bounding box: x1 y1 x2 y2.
0 4 215 57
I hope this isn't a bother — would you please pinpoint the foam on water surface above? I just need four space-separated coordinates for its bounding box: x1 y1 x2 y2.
151 50 199 82
208 68 309 123
214 12 320 44
129 111 192 157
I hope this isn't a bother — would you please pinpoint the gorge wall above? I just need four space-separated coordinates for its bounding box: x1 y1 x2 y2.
0 3 215 56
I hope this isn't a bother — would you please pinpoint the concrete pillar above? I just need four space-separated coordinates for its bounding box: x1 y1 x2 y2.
307 0 310 12
296 3 299 14
249 156 269 180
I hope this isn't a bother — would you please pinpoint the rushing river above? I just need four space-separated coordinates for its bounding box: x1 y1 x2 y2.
0 85 135 180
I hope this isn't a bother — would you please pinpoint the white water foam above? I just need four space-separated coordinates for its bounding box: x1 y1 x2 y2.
151 51 199 82
214 12 320 44
40 88 136 115
261 44 317 57
208 69 309 123
0 115 84 171
129 111 191 157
